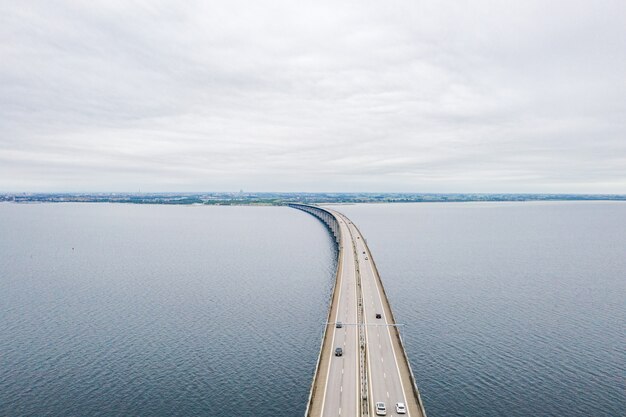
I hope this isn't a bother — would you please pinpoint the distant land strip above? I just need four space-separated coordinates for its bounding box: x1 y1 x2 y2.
2 192 625 205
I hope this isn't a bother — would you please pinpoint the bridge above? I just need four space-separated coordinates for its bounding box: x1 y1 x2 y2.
290 204 428 417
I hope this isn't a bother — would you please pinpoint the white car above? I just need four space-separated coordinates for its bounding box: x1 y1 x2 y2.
396 402 407 414
375 401 386 415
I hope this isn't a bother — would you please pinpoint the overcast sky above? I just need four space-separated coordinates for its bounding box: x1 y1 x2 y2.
1 0 625 193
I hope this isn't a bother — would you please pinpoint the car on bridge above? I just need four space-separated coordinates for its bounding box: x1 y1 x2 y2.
334 347 343 357
336 321 343 328
376 313 382 319
375 401 387 415
396 402 407 414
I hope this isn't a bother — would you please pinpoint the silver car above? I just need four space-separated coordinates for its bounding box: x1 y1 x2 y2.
375 401 386 415
396 402 407 414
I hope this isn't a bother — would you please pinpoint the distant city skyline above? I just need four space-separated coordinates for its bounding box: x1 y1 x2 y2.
3 191 625 206
1 1 625 193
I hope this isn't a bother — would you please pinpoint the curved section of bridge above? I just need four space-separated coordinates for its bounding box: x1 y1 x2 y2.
290 204 427 417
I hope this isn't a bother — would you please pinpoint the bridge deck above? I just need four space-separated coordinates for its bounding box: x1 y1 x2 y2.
292 204 427 417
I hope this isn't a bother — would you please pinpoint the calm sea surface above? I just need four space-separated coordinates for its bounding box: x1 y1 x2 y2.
0 204 336 417
339 202 625 417
1 202 624 416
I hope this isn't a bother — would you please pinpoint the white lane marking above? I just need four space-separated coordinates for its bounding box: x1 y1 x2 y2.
387 391 390 398
356 230 384 417
352 231 360 417
338 212 362 417
353 225 376 417
319 221 347 416
342 215 384 415
335 212 362 417
366 255 412 417
351 224 393 416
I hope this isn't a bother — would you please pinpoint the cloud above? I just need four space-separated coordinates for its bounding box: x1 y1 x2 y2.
1 0 625 192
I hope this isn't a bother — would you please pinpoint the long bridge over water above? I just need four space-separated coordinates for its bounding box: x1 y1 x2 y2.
290 204 428 417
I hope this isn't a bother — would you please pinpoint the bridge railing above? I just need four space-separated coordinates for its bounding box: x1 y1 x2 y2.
289 204 342 417
291 204 427 417
353 222 428 417
288 204 340 246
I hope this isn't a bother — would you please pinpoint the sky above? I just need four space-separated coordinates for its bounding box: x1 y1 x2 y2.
1 0 625 193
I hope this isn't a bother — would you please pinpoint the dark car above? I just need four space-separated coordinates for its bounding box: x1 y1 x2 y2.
375 313 382 319
335 347 343 356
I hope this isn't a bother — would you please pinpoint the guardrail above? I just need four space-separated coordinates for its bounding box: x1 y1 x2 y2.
351 221 428 417
288 204 340 245
292 204 427 417
290 204 342 417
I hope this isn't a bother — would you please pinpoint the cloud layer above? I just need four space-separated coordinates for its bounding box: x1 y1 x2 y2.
1 0 625 192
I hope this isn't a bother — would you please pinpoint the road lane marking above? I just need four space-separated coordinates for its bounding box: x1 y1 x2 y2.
351 225 397 417
354 226 376 417
351 224 380 417
339 212 362 417
353 237 360 417
340 213 409 417
319 220 347 416
366 255 412 417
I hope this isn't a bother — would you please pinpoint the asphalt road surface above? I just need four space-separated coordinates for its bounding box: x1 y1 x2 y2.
313 209 422 417
319 214 360 417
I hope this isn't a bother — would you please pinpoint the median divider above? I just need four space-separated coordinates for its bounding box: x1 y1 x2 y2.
293 204 427 417
352 221 428 417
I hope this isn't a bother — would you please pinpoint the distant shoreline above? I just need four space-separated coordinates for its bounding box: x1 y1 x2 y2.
2 192 625 206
